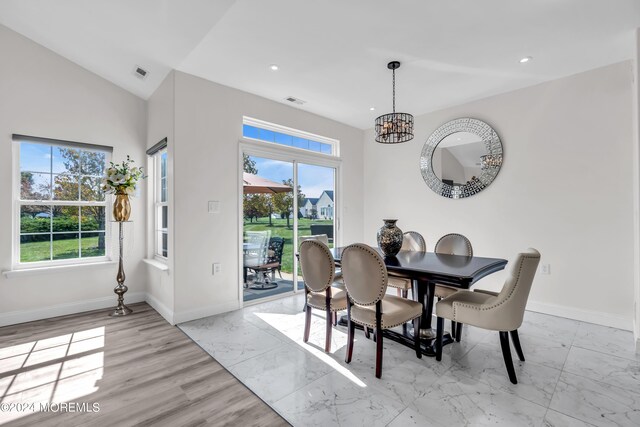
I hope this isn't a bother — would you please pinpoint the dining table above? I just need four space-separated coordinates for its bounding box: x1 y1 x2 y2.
331 247 508 356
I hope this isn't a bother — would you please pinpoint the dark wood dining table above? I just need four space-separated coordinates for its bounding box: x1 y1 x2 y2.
331 247 508 356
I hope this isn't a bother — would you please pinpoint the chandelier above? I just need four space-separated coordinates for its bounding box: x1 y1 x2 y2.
480 154 502 169
375 61 414 144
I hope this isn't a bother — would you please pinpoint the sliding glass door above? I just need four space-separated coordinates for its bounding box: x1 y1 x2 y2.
296 163 336 289
241 152 338 303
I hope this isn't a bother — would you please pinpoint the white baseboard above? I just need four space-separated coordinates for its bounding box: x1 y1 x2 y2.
526 300 633 331
0 292 146 327
173 300 241 324
145 292 175 325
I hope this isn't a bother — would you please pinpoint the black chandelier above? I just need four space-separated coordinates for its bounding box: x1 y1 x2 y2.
375 61 414 144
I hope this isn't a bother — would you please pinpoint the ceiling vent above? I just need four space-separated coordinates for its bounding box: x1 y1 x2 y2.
133 66 149 80
284 96 306 105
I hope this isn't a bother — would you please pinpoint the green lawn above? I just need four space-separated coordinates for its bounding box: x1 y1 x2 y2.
20 236 105 263
244 217 333 273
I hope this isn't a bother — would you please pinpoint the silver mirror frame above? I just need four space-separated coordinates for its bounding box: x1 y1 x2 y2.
420 118 503 199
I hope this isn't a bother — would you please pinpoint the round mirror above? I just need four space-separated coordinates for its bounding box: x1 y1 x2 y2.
420 118 503 199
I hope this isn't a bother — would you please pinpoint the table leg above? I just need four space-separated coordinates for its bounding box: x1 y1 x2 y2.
419 280 436 339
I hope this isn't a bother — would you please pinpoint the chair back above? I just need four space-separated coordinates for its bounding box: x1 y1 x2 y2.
299 240 335 293
492 248 541 330
298 234 329 248
401 231 426 252
245 231 270 265
267 237 285 264
434 233 473 256
341 243 388 306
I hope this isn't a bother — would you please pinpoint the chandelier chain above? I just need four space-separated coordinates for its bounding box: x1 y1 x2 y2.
392 68 396 113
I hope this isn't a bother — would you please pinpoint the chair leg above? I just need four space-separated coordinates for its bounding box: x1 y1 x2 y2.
413 317 422 359
346 317 355 363
396 288 402 297
303 307 312 343
364 327 370 339
456 322 463 343
510 330 525 361
499 331 518 384
325 308 332 352
435 317 444 361
278 268 283 279
375 323 383 378
402 289 408 299
332 311 337 327
451 321 457 339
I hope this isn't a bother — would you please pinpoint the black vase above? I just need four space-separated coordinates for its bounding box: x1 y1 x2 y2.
377 219 403 257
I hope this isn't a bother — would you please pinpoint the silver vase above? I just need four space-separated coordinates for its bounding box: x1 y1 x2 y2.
377 219 403 257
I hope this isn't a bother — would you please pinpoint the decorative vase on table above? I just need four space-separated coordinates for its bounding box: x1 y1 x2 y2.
377 219 403 257
102 155 146 317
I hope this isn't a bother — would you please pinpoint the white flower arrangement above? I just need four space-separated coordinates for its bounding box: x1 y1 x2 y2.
102 155 146 195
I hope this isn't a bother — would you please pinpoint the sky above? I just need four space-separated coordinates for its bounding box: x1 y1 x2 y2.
251 156 334 200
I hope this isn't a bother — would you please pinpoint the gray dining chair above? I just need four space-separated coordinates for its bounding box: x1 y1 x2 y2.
434 233 473 340
299 239 347 352
342 243 422 378
387 231 426 298
435 248 541 384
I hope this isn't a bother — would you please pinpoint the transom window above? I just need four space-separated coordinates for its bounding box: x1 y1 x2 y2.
14 135 111 266
242 117 338 156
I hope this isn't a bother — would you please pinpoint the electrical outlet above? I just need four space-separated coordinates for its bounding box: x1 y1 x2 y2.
212 263 221 275
540 264 551 275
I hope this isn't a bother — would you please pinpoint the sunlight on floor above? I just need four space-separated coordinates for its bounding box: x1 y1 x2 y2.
254 311 367 388
0 326 105 424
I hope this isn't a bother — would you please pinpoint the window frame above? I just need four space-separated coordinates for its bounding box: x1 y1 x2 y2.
12 138 112 270
242 116 340 157
152 148 168 261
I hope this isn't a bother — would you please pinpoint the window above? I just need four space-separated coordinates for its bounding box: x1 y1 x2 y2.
242 117 338 156
15 135 111 266
153 149 168 258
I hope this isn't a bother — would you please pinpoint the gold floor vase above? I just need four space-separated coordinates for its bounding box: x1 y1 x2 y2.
113 193 131 221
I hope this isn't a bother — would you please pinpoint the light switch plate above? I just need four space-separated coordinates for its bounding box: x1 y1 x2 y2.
208 201 220 214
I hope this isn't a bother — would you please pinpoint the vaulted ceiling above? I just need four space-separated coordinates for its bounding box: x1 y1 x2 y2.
1 0 639 129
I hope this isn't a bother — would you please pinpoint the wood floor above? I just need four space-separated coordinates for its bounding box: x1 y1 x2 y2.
0 303 289 427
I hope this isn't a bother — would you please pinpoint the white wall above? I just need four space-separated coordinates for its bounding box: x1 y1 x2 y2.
145 71 175 324
0 25 148 325
633 29 640 345
364 61 635 330
172 71 364 322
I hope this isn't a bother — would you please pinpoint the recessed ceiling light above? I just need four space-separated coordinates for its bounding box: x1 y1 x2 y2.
369 107 375 111
519 56 532 63
270 64 279 71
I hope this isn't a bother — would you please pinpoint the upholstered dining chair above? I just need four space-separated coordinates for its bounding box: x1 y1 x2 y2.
434 248 541 384
341 243 423 378
299 239 347 352
433 233 473 340
298 233 341 281
298 234 329 247
387 231 427 298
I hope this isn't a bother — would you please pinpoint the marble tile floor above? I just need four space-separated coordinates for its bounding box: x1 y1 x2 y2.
179 294 640 427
